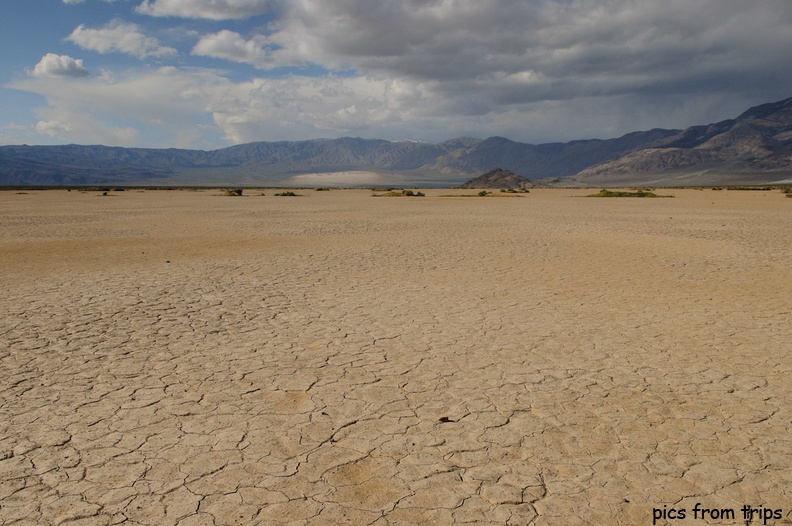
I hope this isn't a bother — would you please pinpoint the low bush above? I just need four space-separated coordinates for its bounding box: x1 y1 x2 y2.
371 189 425 197
587 189 672 198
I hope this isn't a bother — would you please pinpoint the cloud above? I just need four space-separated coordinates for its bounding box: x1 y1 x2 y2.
258 0 792 88
11 67 230 147
292 1 790 126
192 30 276 68
35 118 137 144
11 1 792 149
135 0 279 20
11 65 445 146
32 54 90 77
184 1 792 114
67 21 177 59
207 75 434 143
9 61 789 150
0 125 26 146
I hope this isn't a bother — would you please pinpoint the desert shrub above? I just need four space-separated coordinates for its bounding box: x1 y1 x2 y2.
224 188 243 196
372 189 426 197
587 189 671 198
274 191 299 196
478 190 489 196
315 187 330 191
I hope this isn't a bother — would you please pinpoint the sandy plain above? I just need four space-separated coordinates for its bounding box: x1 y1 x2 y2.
0 187 790 525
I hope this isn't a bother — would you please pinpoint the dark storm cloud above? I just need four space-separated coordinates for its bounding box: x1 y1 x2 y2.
267 0 792 103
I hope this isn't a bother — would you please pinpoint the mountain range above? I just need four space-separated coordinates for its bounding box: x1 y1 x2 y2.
2 97 791 187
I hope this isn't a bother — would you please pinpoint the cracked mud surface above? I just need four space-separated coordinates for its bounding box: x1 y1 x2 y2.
1 188 790 525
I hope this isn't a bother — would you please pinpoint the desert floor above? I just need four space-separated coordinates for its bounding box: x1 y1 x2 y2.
1 188 791 525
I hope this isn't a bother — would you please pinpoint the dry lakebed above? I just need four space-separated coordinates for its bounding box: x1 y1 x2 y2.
1 187 790 525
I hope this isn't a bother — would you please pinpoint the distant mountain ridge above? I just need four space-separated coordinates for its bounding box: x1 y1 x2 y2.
568 97 792 185
2 97 791 186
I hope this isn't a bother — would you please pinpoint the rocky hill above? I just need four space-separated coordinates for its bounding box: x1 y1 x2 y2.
460 168 533 189
2 97 791 187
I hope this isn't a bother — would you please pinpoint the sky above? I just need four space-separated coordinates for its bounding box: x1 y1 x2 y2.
1 0 791 150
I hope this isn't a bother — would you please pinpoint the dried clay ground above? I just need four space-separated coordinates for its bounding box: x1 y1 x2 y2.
1 188 790 525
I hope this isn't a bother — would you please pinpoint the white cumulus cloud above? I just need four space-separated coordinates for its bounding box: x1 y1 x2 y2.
35 118 138 144
136 0 279 20
190 30 310 69
207 75 434 143
192 30 274 67
12 66 230 147
67 21 177 59
32 54 90 77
